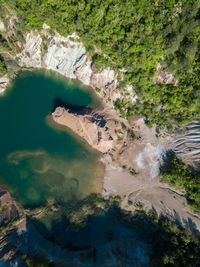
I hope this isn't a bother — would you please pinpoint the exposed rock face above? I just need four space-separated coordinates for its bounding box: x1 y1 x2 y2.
90 68 123 105
0 187 22 231
0 20 5 32
155 63 174 84
90 68 116 89
0 187 24 264
0 75 9 94
155 63 180 87
15 30 137 109
44 34 92 85
16 31 118 92
173 120 200 168
125 84 138 104
17 31 42 68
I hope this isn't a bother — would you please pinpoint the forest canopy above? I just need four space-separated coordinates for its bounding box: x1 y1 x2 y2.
3 0 200 126
160 151 200 211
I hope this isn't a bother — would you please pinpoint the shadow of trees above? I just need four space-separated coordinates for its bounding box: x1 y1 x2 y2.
2 194 200 266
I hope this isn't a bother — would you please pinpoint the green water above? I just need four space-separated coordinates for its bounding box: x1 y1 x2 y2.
0 71 103 208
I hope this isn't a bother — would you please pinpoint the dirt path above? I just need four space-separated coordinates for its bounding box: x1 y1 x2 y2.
78 117 94 146
103 162 200 233
102 117 200 234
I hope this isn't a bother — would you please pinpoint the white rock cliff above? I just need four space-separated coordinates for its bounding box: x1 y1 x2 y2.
16 31 118 91
0 75 10 94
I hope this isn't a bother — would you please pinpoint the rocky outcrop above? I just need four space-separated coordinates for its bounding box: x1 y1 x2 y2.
173 120 200 168
0 187 22 232
16 30 116 89
0 188 23 264
44 33 93 85
155 63 174 84
16 31 42 68
90 68 116 89
0 19 5 32
15 29 137 109
155 63 179 87
52 106 128 154
0 75 9 95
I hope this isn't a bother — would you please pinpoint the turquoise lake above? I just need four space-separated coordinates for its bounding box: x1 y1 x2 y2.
0 71 104 208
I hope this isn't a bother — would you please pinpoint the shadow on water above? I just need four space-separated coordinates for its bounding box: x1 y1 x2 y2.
2 195 200 267
4 207 156 266
52 97 92 115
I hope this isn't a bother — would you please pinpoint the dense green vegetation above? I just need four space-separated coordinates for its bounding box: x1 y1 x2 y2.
4 0 200 126
0 54 7 75
21 254 54 267
0 2 200 265
151 214 200 266
91 53 112 70
120 208 200 266
160 151 200 211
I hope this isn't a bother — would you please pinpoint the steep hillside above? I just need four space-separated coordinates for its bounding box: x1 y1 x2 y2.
3 0 200 127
